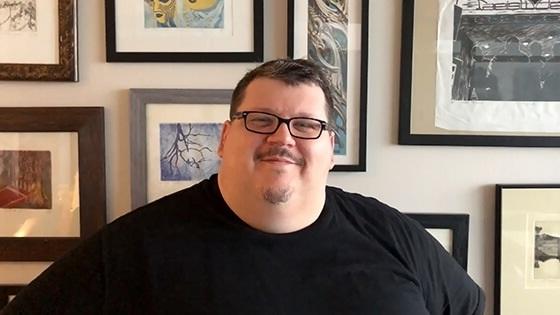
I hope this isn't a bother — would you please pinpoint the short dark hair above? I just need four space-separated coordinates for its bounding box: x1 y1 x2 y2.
230 59 334 123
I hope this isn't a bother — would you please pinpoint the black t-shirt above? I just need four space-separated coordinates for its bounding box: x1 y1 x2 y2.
2 176 484 314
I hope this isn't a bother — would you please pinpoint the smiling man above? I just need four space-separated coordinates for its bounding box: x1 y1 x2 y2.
2 59 484 314
218 72 335 233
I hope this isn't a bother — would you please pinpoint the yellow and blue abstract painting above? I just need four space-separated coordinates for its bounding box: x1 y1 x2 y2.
144 0 224 29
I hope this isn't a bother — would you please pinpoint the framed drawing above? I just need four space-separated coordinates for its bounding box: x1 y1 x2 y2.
105 0 263 62
287 0 368 171
399 0 560 146
407 213 469 270
130 88 232 209
495 184 560 315
0 107 106 261
0 0 78 81
0 284 24 308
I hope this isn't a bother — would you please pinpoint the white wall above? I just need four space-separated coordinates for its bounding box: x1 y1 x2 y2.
3 0 560 313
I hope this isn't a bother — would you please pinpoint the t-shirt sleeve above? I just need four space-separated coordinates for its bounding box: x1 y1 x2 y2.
391 212 485 315
1 232 105 315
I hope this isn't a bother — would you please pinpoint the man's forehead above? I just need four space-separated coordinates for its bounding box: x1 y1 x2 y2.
242 78 325 101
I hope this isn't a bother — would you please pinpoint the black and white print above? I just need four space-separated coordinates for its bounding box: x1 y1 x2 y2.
0 0 36 32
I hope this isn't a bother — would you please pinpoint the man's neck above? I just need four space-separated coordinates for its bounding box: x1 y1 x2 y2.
217 176 325 234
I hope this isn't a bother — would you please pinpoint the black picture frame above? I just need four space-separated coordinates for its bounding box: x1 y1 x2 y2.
0 0 78 81
0 285 25 309
495 184 560 315
0 107 106 261
406 213 469 270
105 0 263 62
399 0 560 147
287 0 368 171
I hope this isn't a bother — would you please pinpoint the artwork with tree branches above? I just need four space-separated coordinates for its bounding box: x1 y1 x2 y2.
159 122 222 181
0 150 52 209
0 0 37 32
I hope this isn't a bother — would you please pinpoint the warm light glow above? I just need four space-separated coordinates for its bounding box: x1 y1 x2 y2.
71 171 80 212
13 218 37 237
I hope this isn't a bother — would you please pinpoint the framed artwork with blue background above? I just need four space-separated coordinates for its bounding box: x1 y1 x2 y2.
130 89 232 209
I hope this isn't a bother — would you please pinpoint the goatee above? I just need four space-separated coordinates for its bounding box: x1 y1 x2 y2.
262 187 293 204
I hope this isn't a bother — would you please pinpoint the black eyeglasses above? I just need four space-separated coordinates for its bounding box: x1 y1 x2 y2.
231 111 328 140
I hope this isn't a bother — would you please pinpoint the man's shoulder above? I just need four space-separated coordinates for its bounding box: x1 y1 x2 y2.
326 186 402 219
325 186 422 235
107 177 216 233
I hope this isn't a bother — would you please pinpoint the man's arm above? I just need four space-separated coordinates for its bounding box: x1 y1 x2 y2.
394 213 485 315
1 232 105 315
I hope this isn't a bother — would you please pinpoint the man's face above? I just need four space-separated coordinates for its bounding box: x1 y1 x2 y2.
218 78 334 204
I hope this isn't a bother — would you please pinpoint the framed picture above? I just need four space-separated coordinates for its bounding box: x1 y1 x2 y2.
0 107 106 261
287 0 368 171
0 284 25 308
495 184 560 315
407 213 469 270
0 0 78 81
130 88 232 209
399 0 560 147
105 0 263 62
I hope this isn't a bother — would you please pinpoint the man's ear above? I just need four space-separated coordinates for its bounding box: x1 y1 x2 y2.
217 120 231 158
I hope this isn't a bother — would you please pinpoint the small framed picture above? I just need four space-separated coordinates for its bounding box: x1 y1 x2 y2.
0 0 78 81
130 88 231 209
495 184 560 315
287 0 369 171
105 0 263 62
0 284 25 308
0 107 106 261
407 213 470 270
399 0 560 146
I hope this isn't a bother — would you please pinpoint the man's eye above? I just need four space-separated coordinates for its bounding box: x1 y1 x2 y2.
249 116 274 125
293 120 320 130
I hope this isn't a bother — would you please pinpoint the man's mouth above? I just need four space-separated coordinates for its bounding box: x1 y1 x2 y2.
260 156 297 164
255 147 304 166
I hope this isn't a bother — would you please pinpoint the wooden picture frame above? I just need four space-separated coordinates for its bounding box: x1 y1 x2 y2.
287 0 368 171
105 0 263 62
399 0 560 147
0 0 78 81
130 88 232 209
407 213 469 270
495 184 560 315
0 107 106 261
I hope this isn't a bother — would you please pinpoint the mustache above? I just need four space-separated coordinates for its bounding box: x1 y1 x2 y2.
254 147 305 166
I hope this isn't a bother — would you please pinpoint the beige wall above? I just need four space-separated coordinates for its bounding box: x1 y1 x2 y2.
3 0 560 313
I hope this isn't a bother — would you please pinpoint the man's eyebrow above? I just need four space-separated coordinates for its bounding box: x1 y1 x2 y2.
241 108 321 118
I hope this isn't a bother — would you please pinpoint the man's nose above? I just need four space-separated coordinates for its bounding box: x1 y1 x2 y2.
266 121 296 145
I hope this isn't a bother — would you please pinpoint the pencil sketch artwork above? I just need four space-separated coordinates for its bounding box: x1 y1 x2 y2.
307 0 348 155
159 123 222 181
144 0 224 29
0 150 52 209
451 0 560 102
0 0 36 32
534 220 560 279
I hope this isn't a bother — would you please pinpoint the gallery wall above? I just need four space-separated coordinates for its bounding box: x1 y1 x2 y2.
2 0 560 313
